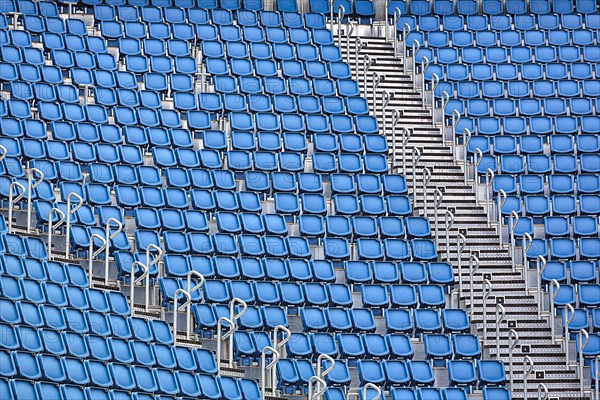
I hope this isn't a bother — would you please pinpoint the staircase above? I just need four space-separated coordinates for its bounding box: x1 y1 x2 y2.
340 33 589 399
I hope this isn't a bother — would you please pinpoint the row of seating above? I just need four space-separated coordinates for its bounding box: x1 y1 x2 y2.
508 215 598 240
357 358 505 388
94 6 327 29
0 323 217 372
469 134 599 156
562 307 600 335
499 192 600 216
360 284 450 309
390 0 597 16
413 28 600 49
457 118 599 139
524 237 600 261
540 260 600 284
0 359 258 398
398 11 599 32
193 303 288 332
163 253 336 281
439 80 600 101
332 386 498 400
163 277 355 307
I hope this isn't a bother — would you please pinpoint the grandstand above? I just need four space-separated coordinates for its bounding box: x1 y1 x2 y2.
0 0 598 399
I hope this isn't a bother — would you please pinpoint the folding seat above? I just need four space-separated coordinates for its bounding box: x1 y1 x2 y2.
477 360 506 388
406 360 435 386
549 238 576 259
423 333 452 365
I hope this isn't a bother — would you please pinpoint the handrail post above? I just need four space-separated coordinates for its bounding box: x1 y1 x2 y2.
88 234 106 287
336 5 345 48
65 192 83 260
307 376 326 400
216 317 234 374
469 252 479 320
536 255 546 317
451 109 461 163
130 261 149 318
399 122 409 174
104 218 123 285
401 21 410 60
521 232 533 277
362 55 375 98
381 91 391 137
272 325 291 392
523 356 534 400
371 72 382 115
430 73 440 118
185 271 205 338
260 346 280 399
146 243 164 307
485 168 495 226
537 383 548 400
432 189 443 243
549 279 560 343
420 56 430 96
508 329 519 389
354 37 364 80
509 210 520 273
172 288 192 345
391 8 401 58
422 167 432 217
456 232 466 296
329 0 334 31
482 279 492 348
564 304 575 368
345 18 354 64
495 303 506 359
411 40 420 85
411 146 423 207
47 208 65 259
7 181 25 234
363 383 382 400
497 189 508 246
444 209 454 262
26 168 43 233
462 128 472 184
594 355 600 400
579 329 589 397
439 92 450 144
473 148 483 204
229 298 248 368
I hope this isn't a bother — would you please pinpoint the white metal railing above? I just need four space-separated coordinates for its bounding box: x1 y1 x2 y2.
25 168 43 233
432 189 443 243
495 303 506 359
444 209 454 263
260 346 280 399
216 298 248 374
564 304 575 368
523 356 535 400
46 207 65 259
271 325 291 394
88 234 106 287
579 329 589 397
411 146 423 206
508 328 519 389
7 181 25 234
468 251 479 320
103 218 123 285
482 279 492 349
130 261 149 318
64 192 83 260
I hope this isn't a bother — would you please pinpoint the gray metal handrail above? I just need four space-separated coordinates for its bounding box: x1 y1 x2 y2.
316 354 335 378
456 232 467 296
411 146 423 206
469 252 479 319
450 108 460 157
146 243 164 282
371 72 382 115
444 209 454 263
579 329 589 397
472 148 483 204
229 297 248 323
485 168 495 226
537 383 548 400
564 304 575 368
509 210 520 273
430 72 440 117
400 125 410 175
521 232 533 276
420 56 430 95
25 168 43 233
362 55 375 98
482 279 492 348
422 167 432 217
104 218 123 285
7 181 25 234
508 329 519 389
432 189 443 244
260 346 280 399
536 255 547 316
549 279 561 343
307 376 326 400
345 18 354 64
362 383 382 400
354 37 364 80
0 145 6 162
47 207 65 259
88 234 106 287
523 356 534 400
411 40 420 84
462 128 472 185
400 21 410 60
130 261 149 318
594 355 600 400
381 90 392 137
182 270 205 336
336 5 345 48
495 303 506 359
65 192 83 260
216 316 235 374
497 189 508 246
272 325 291 393
172 288 192 345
